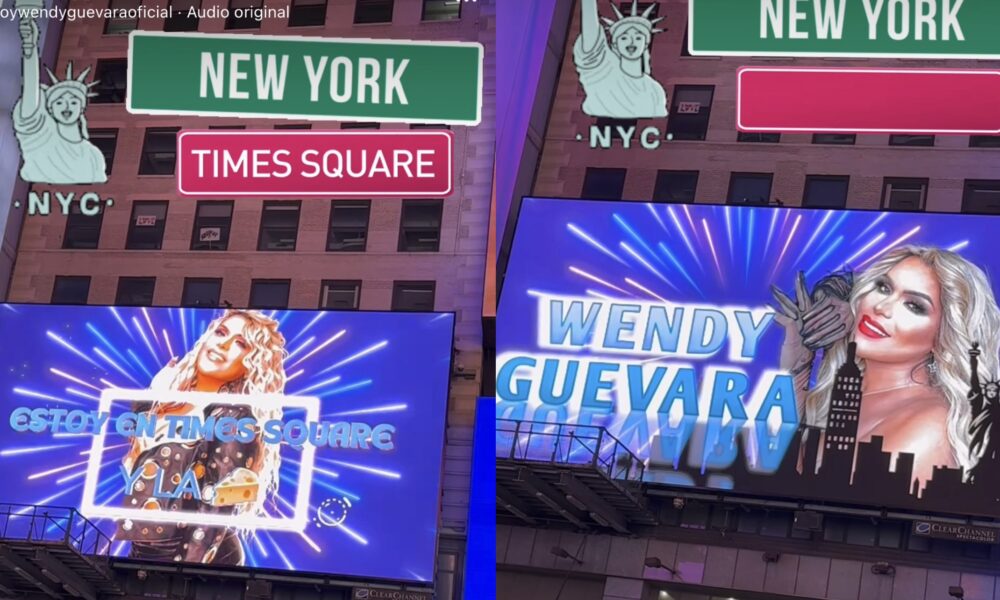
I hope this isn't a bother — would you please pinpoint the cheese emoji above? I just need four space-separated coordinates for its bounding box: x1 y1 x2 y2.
211 467 260 507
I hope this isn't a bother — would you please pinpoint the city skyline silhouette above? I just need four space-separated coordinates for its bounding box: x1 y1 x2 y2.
654 343 1000 517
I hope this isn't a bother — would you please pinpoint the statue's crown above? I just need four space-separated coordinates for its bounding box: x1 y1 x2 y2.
41 62 99 102
602 0 665 39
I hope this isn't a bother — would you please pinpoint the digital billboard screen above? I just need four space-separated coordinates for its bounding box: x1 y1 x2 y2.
0 304 452 582
498 197 1000 517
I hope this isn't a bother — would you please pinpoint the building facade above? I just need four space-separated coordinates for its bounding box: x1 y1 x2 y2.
0 0 66 298
495 1 1000 599
520 0 1000 216
4 0 494 595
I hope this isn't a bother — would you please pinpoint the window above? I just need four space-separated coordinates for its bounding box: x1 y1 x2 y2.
320 281 361 310
410 123 451 130
182 278 222 307
92 59 128 104
803 175 849 209
727 173 772 205
738 132 780 143
249 280 290 309
138 128 180 175
970 136 1000 148
63 202 104 249
882 178 928 212
435 552 460 600
652 170 698 203
289 0 326 26
877 522 902 549
165 0 200 31
581 167 626 200
845 519 877 546
327 201 370 251
422 0 460 21
812 133 856 145
680 26 692 57
617 1 658 48
790 523 813 540
126 202 168 250
354 0 393 23
392 281 435 311
962 180 1000 214
708 507 732 531
275 123 312 129
906 530 931 552
226 0 263 29
52 276 90 305
191 201 234 250
399 200 443 252
341 122 381 129
736 510 763 534
88 129 118 176
679 503 709 529
618 1 658 15
105 0 141 34
667 85 714 141
889 134 934 147
659 504 681 527
116 277 156 306
258 201 301 251
760 512 791 538
822 517 847 543
962 541 991 560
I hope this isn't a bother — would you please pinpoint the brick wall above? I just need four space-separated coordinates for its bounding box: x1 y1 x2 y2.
532 0 1000 209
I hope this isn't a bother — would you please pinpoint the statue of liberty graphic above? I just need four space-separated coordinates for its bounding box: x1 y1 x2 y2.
574 0 669 119
15 16 107 184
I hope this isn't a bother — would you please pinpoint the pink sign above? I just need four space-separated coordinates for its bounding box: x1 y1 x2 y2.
737 67 1000 135
177 131 454 197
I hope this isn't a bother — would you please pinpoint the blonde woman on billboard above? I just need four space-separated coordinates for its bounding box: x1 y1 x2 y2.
772 246 1000 485
115 309 287 565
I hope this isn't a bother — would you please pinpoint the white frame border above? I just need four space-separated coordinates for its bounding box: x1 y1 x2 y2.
127 31 484 126
80 388 319 532
176 130 454 196
688 1 1000 59
736 66 1000 134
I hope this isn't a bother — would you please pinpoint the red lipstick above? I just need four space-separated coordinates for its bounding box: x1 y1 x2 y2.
858 315 890 339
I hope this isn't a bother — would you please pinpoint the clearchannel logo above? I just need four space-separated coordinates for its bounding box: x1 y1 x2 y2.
912 520 999 543
352 588 432 600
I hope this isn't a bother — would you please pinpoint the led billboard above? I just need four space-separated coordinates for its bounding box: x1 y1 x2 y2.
0 304 452 582
498 198 1000 517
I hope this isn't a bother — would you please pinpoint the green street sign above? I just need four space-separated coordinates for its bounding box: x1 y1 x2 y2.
127 31 482 125
688 0 1000 59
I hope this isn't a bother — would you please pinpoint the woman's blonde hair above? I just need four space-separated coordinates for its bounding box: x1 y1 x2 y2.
155 309 288 518
805 246 1000 472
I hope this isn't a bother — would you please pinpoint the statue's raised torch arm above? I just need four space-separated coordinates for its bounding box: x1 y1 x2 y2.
580 0 601 54
19 16 40 120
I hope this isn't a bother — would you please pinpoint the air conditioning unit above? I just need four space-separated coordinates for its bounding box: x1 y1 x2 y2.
245 580 271 599
793 510 824 531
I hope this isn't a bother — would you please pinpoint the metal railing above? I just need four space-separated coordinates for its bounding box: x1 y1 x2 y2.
496 419 645 483
0 504 112 557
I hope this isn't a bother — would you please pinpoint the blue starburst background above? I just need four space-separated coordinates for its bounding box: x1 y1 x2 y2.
497 197 998 454
0 305 453 583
